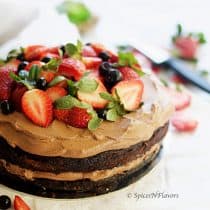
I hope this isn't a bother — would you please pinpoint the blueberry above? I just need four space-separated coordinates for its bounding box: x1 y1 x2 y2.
60 45 65 54
0 100 15 115
36 77 47 90
99 62 112 76
41 56 51 63
104 68 122 88
18 70 29 80
16 53 25 61
97 109 107 120
18 61 29 72
0 195 11 209
98 51 110 62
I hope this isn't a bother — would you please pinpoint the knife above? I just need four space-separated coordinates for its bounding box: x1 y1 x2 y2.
126 41 210 93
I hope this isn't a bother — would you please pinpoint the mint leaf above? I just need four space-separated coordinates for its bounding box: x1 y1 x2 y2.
177 24 182 36
106 109 119 121
196 32 206 44
28 65 41 81
6 47 24 61
55 95 80 109
99 92 115 101
118 51 138 67
65 40 83 59
42 58 61 71
48 76 66 87
77 77 98 93
67 79 77 96
88 117 102 130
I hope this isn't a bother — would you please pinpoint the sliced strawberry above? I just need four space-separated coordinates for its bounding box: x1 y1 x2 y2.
82 57 102 70
174 36 198 59
14 195 30 210
54 107 91 128
55 80 68 88
46 87 67 102
40 71 55 83
25 61 44 71
112 80 144 111
10 84 27 111
171 113 198 132
58 58 86 81
21 89 53 127
0 65 17 101
24 45 47 61
40 52 60 60
82 45 97 57
171 74 187 84
119 66 140 80
77 80 108 108
167 88 191 111
151 65 161 74
47 46 60 55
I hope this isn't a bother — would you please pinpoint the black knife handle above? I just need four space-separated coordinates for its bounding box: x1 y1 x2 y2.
164 58 210 93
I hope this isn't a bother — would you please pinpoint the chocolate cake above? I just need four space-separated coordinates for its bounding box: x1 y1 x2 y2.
0 42 174 198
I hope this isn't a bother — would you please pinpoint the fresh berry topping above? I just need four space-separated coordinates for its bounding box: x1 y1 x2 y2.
82 45 97 57
36 77 47 90
40 52 60 62
104 68 123 88
0 195 11 210
16 53 25 61
21 89 53 127
40 71 55 83
18 70 29 80
82 57 102 70
112 80 144 111
60 45 65 54
54 107 91 128
25 61 43 71
58 58 86 81
14 195 30 210
77 80 108 108
171 113 198 132
0 67 17 101
96 109 107 119
46 87 67 102
167 88 191 111
11 84 27 112
119 66 140 80
41 56 51 63
174 36 198 59
98 51 110 61
171 74 187 84
24 45 47 61
99 62 112 76
0 100 15 115
17 61 29 72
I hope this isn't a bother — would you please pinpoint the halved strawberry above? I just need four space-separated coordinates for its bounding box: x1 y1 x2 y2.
82 45 97 57
174 36 198 59
11 84 27 111
21 89 53 127
0 65 17 101
25 61 44 71
171 74 187 84
47 46 60 55
54 107 91 128
82 57 102 70
112 80 144 111
24 45 47 61
14 195 30 210
40 71 55 83
77 80 108 108
167 88 191 111
171 112 198 132
58 58 86 81
46 87 67 102
119 66 140 80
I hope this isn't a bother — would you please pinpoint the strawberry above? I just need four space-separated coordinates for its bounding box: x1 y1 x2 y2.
171 74 187 84
10 84 27 111
55 80 68 88
77 80 108 108
112 80 144 111
47 46 60 55
167 88 191 111
119 66 140 80
58 58 86 81
54 107 91 128
14 195 30 210
82 57 102 70
174 36 198 59
21 89 53 127
40 52 60 61
24 45 47 61
46 87 67 102
40 71 55 83
82 45 97 57
0 66 17 101
25 61 44 71
171 113 198 132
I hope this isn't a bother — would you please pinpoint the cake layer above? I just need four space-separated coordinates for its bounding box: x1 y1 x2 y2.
0 146 162 198
0 75 174 158
0 122 168 173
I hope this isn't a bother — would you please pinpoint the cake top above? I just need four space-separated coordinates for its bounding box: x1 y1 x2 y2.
0 41 146 130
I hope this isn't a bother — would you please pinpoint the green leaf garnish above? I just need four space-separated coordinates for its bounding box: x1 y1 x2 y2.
55 95 81 109
99 92 115 101
28 65 41 81
57 0 92 26
42 58 61 71
106 109 119 121
48 76 66 87
88 115 102 130
65 40 83 59
77 77 98 93
6 47 24 61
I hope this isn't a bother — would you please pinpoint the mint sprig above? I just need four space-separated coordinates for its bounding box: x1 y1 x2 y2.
6 47 24 61
65 40 83 59
42 58 61 71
